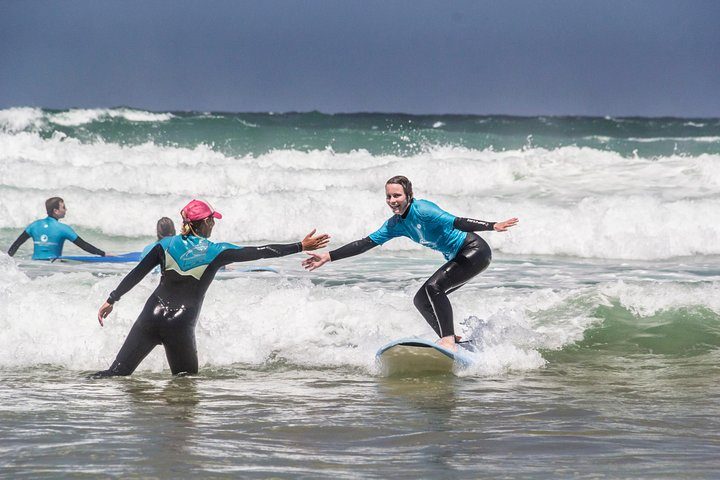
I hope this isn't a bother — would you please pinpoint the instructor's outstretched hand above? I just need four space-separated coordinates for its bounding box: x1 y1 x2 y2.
302 252 331 271
301 229 331 251
494 217 519 232
98 301 113 327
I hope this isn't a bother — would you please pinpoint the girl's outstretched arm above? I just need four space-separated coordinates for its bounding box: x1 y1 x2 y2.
453 216 519 232
302 237 378 271
302 251 331 271
493 217 519 232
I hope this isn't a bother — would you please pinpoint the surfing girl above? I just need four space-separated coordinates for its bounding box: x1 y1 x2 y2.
95 199 329 376
302 176 517 350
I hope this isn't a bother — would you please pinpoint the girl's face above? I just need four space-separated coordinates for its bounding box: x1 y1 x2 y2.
385 183 410 215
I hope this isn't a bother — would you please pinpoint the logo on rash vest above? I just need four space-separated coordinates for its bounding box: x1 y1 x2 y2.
165 238 215 280
179 240 209 265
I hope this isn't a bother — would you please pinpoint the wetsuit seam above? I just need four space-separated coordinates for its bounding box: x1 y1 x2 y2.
424 285 444 337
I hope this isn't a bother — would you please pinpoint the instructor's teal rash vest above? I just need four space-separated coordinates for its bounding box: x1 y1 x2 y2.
140 242 156 260
368 199 467 260
164 235 242 279
140 236 175 260
25 217 78 260
106 234 302 307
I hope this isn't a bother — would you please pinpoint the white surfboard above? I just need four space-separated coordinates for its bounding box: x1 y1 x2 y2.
376 337 477 375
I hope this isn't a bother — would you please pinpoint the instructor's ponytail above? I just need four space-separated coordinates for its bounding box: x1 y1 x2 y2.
180 209 203 237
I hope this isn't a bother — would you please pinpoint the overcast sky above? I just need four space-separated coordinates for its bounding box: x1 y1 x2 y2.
1 0 719 116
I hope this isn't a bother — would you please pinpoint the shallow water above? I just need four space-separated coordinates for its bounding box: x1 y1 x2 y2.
2 357 719 479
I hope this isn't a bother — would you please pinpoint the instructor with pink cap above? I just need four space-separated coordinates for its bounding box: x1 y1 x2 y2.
94 199 329 377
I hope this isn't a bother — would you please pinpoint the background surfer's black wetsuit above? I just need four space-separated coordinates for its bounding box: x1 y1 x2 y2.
330 215 494 338
95 238 301 377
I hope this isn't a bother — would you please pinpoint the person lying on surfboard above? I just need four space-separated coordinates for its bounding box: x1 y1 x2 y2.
6 196 106 260
94 199 330 377
302 175 517 351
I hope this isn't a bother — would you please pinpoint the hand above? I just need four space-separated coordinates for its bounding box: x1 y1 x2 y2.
98 301 113 327
494 217 519 232
301 229 330 251
302 252 331 271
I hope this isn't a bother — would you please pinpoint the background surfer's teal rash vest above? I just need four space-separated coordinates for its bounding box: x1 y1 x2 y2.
25 217 78 260
164 235 242 279
368 199 467 260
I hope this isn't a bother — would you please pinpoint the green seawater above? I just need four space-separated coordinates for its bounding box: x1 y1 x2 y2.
31 110 720 157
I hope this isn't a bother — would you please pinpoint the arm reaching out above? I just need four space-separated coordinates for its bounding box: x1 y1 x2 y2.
453 216 519 232
302 236 378 271
301 229 330 251
74 236 105 256
216 229 330 266
302 252 331 271
493 217 519 232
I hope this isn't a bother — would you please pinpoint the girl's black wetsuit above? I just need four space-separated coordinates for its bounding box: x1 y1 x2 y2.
95 235 302 377
411 232 491 338
329 199 494 338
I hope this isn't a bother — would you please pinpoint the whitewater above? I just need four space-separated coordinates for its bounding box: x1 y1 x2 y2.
1 108 719 478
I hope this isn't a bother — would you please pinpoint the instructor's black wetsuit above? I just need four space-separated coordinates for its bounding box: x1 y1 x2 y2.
95 234 302 377
329 199 494 338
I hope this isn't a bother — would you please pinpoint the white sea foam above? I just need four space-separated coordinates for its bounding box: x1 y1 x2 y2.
1 133 719 259
0 251 30 291
598 280 720 317
0 254 714 374
0 107 174 130
0 107 45 132
48 108 174 126
237 119 258 128
626 136 720 143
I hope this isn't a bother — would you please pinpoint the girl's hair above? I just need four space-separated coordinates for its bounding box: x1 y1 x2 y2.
156 217 176 240
386 175 413 199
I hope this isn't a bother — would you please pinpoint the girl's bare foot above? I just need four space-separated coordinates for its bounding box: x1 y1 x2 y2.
436 335 457 351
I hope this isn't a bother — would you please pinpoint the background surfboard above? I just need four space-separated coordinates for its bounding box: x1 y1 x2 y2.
52 252 142 263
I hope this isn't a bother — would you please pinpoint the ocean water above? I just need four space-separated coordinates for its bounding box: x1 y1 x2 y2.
1 107 719 478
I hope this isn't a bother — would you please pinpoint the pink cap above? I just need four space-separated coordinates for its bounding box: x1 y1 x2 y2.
181 199 223 222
